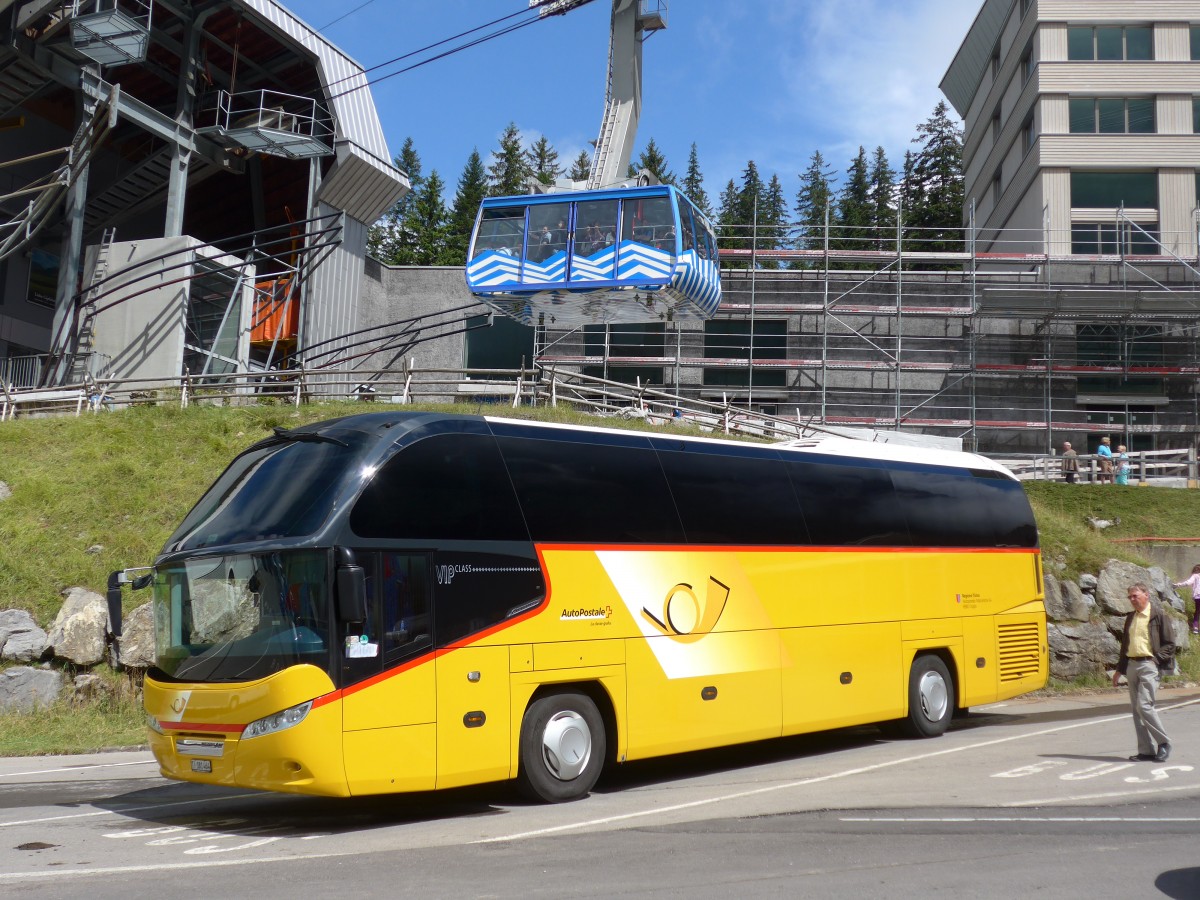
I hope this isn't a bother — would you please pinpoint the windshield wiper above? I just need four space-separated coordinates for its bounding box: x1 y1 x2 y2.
271 427 348 448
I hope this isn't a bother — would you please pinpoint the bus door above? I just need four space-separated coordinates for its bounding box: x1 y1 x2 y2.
341 551 437 795
434 645 510 790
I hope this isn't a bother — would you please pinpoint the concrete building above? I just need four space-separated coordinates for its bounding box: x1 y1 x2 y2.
0 0 407 388
942 0 1200 256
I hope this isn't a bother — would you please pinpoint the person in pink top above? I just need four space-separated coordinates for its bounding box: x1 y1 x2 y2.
1174 563 1200 634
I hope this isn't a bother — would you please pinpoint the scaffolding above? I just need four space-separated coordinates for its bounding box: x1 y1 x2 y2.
533 213 1200 453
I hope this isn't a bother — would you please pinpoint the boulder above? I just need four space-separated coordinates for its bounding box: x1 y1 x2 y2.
0 480 10 501
1095 560 1158 615
1043 574 1064 621
1079 573 1098 593
70 673 116 705
0 666 63 712
116 601 155 669
46 587 108 666
1047 621 1120 679
0 609 47 662
1148 566 1185 613
1061 580 1092 620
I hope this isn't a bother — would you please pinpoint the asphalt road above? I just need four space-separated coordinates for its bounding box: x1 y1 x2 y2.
3 688 1200 899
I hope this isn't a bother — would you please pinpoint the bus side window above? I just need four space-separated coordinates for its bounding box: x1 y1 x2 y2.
381 552 432 663
788 460 909 547
656 445 806 545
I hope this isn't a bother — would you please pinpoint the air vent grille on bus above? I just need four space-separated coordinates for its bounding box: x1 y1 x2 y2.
997 622 1042 682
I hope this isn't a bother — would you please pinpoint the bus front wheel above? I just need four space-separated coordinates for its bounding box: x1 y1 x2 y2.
517 692 606 803
904 655 953 738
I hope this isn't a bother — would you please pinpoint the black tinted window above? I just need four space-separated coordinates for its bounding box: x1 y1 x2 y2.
497 435 684 543
656 444 807 545
350 433 528 542
168 440 361 551
890 469 996 547
974 475 1038 548
787 459 908 546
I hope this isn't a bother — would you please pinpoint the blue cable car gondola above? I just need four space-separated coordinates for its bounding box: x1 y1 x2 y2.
465 184 721 327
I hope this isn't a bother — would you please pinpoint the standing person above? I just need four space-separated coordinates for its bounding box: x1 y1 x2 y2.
1112 582 1176 762
1097 436 1114 484
1115 445 1131 485
1061 441 1079 484
1173 563 1200 634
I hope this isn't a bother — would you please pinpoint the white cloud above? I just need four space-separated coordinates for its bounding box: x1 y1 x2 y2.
776 0 978 169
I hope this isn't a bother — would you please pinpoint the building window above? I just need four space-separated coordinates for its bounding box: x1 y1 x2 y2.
1192 25 1200 60
991 173 1002 207
702 319 787 388
1067 26 1153 61
1068 98 1154 134
582 323 665 386
1194 98 1200 134
1071 221 1160 255
1070 171 1157 208
1021 48 1034 83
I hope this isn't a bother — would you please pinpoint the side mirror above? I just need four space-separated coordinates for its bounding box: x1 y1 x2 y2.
106 571 124 637
337 565 366 625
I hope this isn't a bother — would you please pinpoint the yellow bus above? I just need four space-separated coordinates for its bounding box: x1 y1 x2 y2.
113 412 1046 803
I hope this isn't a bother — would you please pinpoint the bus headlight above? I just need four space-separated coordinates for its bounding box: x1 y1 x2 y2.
242 700 313 740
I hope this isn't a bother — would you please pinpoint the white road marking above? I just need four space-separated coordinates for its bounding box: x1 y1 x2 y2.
840 815 1200 823
476 696 1200 844
0 851 357 881
0 759 157 779
1003 782 1200 806
0 791 252 828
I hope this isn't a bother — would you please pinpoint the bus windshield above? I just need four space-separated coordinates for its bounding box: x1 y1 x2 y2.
152 550 329 683
164 430 370 552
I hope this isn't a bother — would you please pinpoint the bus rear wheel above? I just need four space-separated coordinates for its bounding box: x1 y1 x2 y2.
903 655 953 738
517 692 606 803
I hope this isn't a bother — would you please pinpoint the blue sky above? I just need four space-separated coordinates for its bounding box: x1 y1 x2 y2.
283 0 981 205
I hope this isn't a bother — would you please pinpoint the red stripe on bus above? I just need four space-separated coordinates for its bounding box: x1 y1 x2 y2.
159 721 245 734
533 542 1038 554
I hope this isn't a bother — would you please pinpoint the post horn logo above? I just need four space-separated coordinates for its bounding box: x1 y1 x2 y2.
642 576 730 643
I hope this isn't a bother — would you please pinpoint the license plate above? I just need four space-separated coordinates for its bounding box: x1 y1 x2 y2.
191 759 213 773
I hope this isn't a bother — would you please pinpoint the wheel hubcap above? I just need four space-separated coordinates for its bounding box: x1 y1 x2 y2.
541 710 592 781
917 670 948 722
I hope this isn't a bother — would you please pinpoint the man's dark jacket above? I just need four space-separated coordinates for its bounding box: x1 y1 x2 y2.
1115 598 1177 676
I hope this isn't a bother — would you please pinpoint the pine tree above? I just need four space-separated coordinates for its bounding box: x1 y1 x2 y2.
716 178 744 264
907 101 965 253
368 137 422 263
406 169 448 265
759 174 788 269
444 149 488 265
868 145 897 248
835 146 871 255
681 143 712 220
794 150 836 258
628 137 674 184
487 122 531 196
568 150 591 183
525 135 562 187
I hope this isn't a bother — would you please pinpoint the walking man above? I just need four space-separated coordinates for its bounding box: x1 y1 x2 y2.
1061 441 1079 484
1113 582 1175 762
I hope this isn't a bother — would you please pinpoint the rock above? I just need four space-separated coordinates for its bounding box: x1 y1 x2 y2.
1095 560 1158 615
0 667 63 712
1148 566 1185 612
85 544 104 555
0 480 10 501
116 602 155 669
0 609 48 662
1061 580 1092 620
1047 622 1120 679
1079 573 1098 593
46 587 109 666
1045 575 1091 622
70 673 115 705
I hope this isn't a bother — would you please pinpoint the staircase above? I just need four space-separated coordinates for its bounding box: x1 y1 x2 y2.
64 227 116 383
84 148 173 234
0 51 48 119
